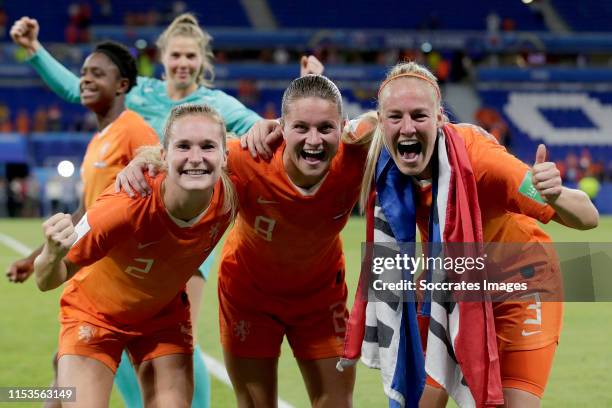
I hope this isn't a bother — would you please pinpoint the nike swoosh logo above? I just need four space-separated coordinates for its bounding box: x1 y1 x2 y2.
521 329 542 337
257 196 278 205
137 241 159 249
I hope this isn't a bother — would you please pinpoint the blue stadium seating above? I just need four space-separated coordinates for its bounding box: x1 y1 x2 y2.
551 0 612 32
268 0 547 30
5 0 549 34
4 0 251 42
478 89 612 165
0 87 86 131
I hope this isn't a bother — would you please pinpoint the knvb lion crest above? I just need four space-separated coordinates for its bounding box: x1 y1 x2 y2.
77 324 96 343
232 320 251 342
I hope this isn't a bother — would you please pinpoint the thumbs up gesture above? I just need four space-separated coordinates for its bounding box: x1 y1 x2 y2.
532 144 562 203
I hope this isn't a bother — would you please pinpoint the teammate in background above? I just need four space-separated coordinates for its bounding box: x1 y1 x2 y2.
33 104 236 408
9 14 322 408
5 40 158 408
117 75 377 407
6 40 157 280
357 61 598 407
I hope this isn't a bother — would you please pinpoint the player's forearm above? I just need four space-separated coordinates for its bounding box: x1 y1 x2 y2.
27 46 81 103
33 247 69 291
550 187 599 230
21 39 42 57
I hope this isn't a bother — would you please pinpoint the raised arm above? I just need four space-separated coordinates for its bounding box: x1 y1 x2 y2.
532 144 599 230
33 213 80 291
11 16 81 103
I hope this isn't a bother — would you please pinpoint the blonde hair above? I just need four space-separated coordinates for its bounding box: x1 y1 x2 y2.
139 103 237 220
359 61 447 211
156 13 215 87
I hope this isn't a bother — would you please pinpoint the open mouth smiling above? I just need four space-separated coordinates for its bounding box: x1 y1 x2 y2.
300 148 326 162
397 140 422 160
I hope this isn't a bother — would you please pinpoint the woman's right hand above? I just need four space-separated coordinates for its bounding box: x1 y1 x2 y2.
300 55 324 76
240 119 282 160
114 159 159 197
10 16 42 56
41 213 76 258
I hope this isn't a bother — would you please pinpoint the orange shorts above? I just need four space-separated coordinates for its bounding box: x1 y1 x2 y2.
425 342 556 398
58 291 193 373
218 278 348 360
425 298 563 398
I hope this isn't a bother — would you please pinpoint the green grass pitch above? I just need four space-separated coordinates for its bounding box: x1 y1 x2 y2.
0 217 611 407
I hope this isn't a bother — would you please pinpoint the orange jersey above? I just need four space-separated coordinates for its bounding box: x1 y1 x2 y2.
220 139 367 296
80 110 158 209
415 123 558 281
64 174 231 327
417 124 555 241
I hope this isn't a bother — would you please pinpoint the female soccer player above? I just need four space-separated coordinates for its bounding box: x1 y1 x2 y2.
33 103 236 408
5 37 160 408
355 61 598 407
9 13 296 407
117 74 377 407
6 40 158 280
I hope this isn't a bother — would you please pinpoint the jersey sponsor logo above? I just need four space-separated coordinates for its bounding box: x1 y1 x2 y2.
77 324 96 343
72 214 91 247
518 171 546 204
137 241 159 250
257 196 279 205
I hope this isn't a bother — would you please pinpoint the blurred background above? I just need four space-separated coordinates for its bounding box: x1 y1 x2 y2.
0 0 610 216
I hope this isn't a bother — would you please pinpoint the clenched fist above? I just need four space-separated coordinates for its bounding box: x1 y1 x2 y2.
10 16 41 55
42 213 78 257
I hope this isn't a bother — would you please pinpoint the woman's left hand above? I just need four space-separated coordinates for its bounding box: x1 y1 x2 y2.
532 144 562 203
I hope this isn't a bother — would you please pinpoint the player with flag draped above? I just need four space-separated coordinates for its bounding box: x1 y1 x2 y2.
340 61 598 408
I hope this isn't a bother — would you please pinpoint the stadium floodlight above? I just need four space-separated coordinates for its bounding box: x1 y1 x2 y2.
421 42 432 53
135 39 148 49
57 160 75 178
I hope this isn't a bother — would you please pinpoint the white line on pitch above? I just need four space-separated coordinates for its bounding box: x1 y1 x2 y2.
0 231 296 408
0 232 33 256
